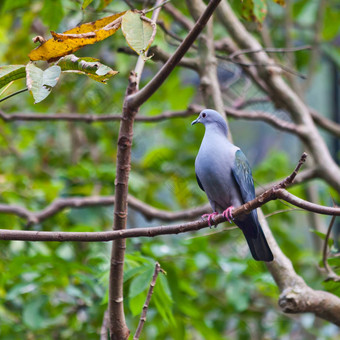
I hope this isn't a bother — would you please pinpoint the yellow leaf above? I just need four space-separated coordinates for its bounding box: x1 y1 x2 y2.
28 11 126 62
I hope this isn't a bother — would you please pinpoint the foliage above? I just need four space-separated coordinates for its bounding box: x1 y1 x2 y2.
0 0 340 339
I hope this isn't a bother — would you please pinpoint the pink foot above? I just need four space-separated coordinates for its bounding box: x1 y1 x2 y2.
223 206 234 223
202 212 218 227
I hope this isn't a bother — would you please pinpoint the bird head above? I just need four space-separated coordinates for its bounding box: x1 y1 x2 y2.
191 109 228 135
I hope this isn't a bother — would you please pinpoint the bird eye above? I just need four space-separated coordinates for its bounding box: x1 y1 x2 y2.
202 113 206 118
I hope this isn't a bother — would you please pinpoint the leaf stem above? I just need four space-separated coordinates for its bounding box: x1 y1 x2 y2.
0 88 28 103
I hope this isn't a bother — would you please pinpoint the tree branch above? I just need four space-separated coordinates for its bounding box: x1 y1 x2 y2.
258 210 340 327
2 186 340 242
0 195 210 225
309 108 340 138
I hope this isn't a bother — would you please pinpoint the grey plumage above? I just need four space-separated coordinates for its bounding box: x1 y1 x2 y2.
192 109 273 262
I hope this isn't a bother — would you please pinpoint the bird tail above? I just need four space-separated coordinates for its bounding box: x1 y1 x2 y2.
236 212 274 262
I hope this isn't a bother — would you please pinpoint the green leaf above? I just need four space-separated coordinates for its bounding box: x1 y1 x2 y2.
23 296 47 329
121 10 156 60
57 55 118 83
129 291 146 316
0 65 26 90
153 274 175 325
124 266 147 283
26 63 61 103
129 265 154 298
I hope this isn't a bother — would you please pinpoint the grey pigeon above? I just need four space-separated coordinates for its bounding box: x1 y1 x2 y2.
192 109 273 262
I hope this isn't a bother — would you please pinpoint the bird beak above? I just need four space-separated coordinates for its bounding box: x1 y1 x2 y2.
191 117 199 125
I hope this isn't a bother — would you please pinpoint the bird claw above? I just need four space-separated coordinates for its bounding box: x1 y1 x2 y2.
223 206 234 223
201 212 218 228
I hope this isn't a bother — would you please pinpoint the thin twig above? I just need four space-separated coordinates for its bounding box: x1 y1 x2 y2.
279 152 308 188
264 207 305 218
133 262 164 340
223 46 312 80
228 45 312 60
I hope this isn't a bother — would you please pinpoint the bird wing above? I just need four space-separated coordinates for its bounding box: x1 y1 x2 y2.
231 149 259 238
195 173 205 192
231 149 256 204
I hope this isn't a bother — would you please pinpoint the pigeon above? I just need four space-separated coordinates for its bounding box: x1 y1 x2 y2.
192 109 273 262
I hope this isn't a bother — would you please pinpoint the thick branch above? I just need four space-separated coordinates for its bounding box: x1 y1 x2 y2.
127 0 222 108
109 4 166 337
109 72 138 340
258 210 340 327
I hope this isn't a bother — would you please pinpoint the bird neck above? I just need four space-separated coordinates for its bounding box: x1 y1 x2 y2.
204 123 228 139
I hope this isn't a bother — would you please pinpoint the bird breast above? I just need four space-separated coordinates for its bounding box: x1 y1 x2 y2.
195 135 243 210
